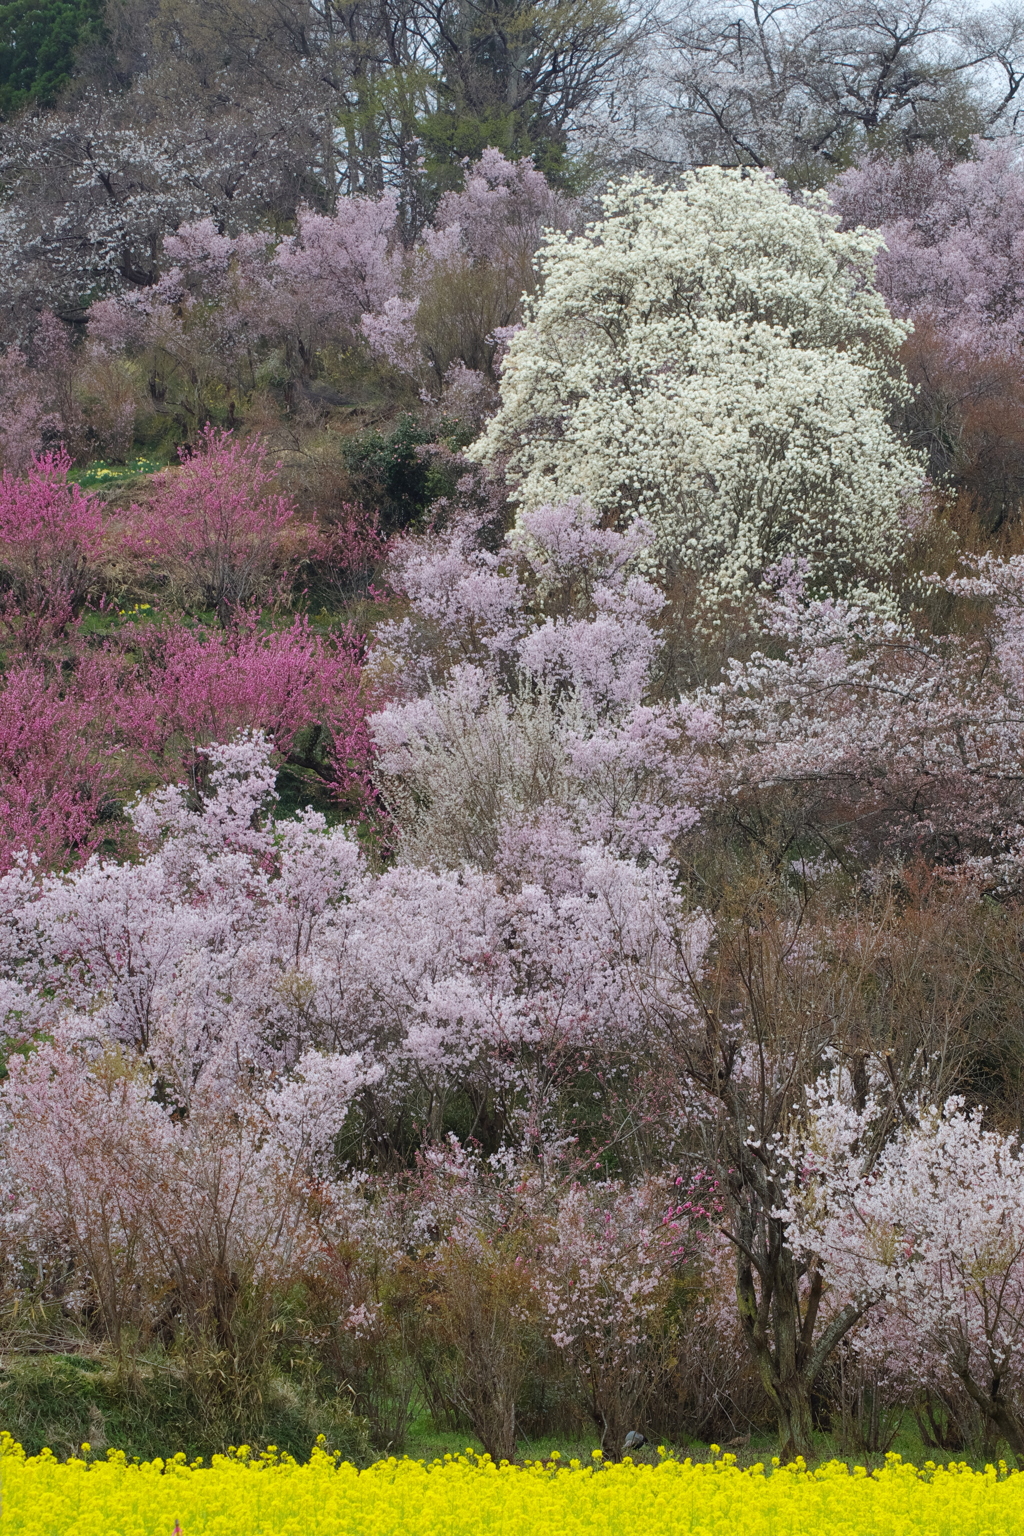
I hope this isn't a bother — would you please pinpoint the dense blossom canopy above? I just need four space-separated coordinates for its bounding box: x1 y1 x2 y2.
5 136 1024 1466
470 167 921 593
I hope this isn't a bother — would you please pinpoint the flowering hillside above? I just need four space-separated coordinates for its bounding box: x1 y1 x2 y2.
4 123 1024 1486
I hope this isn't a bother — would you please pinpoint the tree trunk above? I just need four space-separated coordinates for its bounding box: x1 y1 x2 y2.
957 1367 1024 1466
773 1377 815 1462
735 1219 864 1461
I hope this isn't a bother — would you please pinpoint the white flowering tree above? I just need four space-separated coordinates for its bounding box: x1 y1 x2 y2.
469 167 921 595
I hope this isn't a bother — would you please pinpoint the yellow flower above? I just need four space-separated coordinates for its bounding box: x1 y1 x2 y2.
1 1435 1023 1536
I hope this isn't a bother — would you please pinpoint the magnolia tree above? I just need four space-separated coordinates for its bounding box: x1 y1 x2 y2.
468 167 922 596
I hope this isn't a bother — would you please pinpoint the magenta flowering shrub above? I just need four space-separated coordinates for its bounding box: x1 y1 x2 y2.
126 426 305 622
0 428 378 873
0 661 123 873
119 613 373 795
0 620 372 874
0 451 105 635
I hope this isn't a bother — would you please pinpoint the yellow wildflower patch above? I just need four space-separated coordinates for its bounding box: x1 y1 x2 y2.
0 1436 1021 1536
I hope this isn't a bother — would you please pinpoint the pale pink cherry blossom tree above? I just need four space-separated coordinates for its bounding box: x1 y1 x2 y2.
271 195 403 380
0 726 711 1407
701 562 1024 873
830 142 1024 523
4 735 370 1102
368 498 715 873
0 1020 375 1379
360 149 576 400
781 1078 1024 1461
538 1173 691 1455
831 141 1024 362
88 220 276 426
86 196 402 408
407 148 577 392
388 1137 549 1463
0 717 710 1153
82 150 568 416
337 838 710 1145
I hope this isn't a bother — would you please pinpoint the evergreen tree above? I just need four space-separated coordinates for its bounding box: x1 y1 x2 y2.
0 0 103 115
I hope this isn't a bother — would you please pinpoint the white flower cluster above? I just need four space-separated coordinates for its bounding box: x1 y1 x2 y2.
469 167 921 594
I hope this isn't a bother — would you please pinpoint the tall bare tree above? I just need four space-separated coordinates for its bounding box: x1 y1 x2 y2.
585 0 1024 181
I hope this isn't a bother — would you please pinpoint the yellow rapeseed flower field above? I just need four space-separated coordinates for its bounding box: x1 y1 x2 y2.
1 1434 1022 1536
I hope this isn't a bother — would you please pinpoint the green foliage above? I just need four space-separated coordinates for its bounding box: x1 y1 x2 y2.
0 1354 370 1463
344 415 470 531
411 0 620 192
0 0 103 116
68 458 162 489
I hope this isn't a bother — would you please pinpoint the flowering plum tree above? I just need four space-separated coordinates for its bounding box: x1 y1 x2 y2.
0 662 123 873
118 613 374 800
0 613 372 874
0 452 106 636
125 428 304 623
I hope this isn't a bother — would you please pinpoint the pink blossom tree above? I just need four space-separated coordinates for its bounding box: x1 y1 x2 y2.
126 428 305 623
831 141 1024 358
271 195 403 379
539 1174 687 1454
368 498 714 871
84 151 572 422
0 452 106 639
830 142 1024 525
701 563 1024 875
0 345 57 474
782 1081 1024 1461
